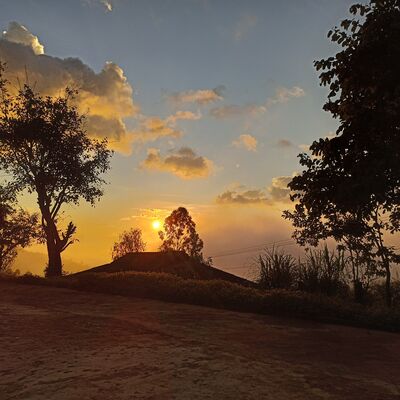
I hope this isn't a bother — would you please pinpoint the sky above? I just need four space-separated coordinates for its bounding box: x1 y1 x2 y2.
0 0 357 276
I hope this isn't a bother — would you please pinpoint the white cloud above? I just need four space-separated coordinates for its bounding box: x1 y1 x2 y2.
232 134 258 152
100 0 113 12
2 21 44 55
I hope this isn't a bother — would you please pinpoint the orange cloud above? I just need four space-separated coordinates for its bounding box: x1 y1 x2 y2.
216 175 294 206
1 22 138 153
141 147 214 179
167 86 224 105
232 134 258 151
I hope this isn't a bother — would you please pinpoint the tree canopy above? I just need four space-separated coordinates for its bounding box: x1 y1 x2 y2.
284 0 400 306
0 184 38 272
159 207 204 261
112 228 146 260
0 63 113 276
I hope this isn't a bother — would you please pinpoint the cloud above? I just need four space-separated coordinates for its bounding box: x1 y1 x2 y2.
234 15 257 41
82 0 113 12
0 22 139 153
100 0 113 12
216 189 268 205
210 85 305 119
277 139 294 148
126 110 202 145
216 175 294 206
210 103 266 119
267 176 292 202
141 147 214 179
165 110 202 125
2 21 44 55
266 86 305 106
232 134 258 151
131 116 184 143
167 86 224 105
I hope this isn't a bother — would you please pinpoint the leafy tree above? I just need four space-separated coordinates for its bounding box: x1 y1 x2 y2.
0 184 38 272
284 0 400 306
0 63 112 277
112 228 146 260
159 207 204 261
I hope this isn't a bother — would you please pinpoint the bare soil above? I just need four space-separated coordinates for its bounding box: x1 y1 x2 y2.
0 281 399 400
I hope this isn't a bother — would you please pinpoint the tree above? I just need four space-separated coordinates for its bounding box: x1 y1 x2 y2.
0 63 112 277
111 228 146 260
284 0 400 306
159 207 204 261
0 184 38 272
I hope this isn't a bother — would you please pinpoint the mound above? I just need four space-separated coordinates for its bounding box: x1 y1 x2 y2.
77 251 252 286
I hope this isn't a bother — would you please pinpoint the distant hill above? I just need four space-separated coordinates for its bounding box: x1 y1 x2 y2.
76 251 253 286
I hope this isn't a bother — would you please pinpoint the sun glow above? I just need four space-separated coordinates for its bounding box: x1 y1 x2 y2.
152 220 161 230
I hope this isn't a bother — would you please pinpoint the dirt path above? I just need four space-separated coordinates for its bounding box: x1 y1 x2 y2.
0 281 399 400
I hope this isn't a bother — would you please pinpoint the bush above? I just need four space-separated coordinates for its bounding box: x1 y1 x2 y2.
256 247 296 290
2 271 400 332
297 246 348 297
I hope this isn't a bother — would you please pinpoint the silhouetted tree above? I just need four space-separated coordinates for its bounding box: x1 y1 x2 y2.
159 207 204 261
0 63 112 277
0 184 38 272
112 228 146 260
284 0 400 306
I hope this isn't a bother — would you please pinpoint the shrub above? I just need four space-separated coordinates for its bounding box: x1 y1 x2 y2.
2 271 400 332
297 246 348 296
256 247 296 290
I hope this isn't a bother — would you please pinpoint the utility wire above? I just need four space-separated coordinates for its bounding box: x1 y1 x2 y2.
211 238 295 259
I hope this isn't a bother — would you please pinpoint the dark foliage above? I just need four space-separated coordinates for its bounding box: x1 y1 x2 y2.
159 207 204 261
0 62 113 276
3 271 400 332
111 228 146 260
257 247 296 290
284 1 400 306
0 184 38 272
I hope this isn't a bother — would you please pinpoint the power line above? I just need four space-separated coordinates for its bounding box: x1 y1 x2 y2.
211 238 296 259
211 237 292 257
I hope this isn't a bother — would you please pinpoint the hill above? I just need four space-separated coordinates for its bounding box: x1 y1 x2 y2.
77 251 252 286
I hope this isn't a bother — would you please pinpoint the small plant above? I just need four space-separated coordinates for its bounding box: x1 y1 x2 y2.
256 246 296 290
298 245 347 296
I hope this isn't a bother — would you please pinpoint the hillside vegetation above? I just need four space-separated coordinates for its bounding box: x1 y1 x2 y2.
3 271 400 332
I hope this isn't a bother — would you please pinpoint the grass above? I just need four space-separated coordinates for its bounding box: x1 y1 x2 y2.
2 271 400 332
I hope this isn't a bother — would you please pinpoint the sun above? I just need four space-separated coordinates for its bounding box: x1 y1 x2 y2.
152 220 161 230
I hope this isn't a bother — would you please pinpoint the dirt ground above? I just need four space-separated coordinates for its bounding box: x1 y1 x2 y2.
0 281 399 400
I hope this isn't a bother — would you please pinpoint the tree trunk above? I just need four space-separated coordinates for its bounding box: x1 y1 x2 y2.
384 261 392 308
45 229 62 277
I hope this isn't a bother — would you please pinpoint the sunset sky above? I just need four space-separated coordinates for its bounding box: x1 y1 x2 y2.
0 0 356 276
